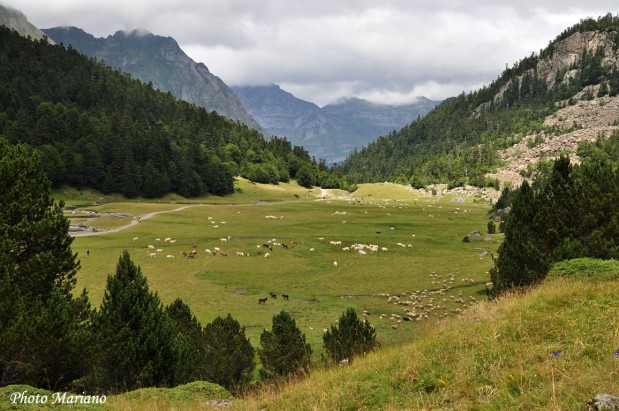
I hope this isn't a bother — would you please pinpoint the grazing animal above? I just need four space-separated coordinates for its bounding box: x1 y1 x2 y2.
133 237 139 242
187 254 195 259
169 239 176 243
263 243 273 251
282 294 289 300
205 249 212 254
236 252 245 257
281 243 288 249
148 252 156 258
166 255 175 259
258 297 268 304
269 292 277 299
333 261 338 267
156 248 163 252
219 252 228 257
264 253 270 258
148 244 155 249
164 237 171 242
155 238 161 242
182 251 188 257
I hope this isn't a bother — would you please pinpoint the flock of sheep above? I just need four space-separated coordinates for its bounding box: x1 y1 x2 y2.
126 199 484 334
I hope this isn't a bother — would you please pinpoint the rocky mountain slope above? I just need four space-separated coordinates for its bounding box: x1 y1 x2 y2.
233 84 439 163
43 26 264 133
486 29 619 189
0 4 51 42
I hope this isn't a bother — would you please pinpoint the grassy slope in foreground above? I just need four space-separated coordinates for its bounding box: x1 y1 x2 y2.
243 260 619 410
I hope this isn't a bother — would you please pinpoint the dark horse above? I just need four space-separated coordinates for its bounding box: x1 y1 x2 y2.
258 297 268 304
282 294 289 301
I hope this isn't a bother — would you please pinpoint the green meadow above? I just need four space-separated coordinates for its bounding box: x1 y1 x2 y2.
60 179 498 354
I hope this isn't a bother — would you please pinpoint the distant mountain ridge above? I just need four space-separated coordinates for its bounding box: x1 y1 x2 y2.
233 84 440 163
42 26 264 133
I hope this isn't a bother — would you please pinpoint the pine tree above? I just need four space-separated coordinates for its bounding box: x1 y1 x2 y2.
203 314 255 392
490 181 547 293
0 141 79 300
322 308 378 365
92 251 175 391
258 311 312 378
165 298 206 385
0 141 91 389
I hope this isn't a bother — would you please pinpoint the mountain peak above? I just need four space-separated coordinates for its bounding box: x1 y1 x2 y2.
0 4 53 43
43 25 264 132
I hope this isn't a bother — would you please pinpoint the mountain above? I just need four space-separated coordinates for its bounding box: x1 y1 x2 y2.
341 14 619 189
0 3 51 42
43 26 264 133
0 25 337 198
232 84 439 163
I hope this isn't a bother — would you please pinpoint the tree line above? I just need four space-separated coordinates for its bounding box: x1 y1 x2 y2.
0 142 375 394
0 26 350 198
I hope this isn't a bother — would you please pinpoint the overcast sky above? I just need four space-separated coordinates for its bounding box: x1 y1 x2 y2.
3 1 618 106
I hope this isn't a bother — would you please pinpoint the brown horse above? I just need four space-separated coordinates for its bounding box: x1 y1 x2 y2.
258 297 268 304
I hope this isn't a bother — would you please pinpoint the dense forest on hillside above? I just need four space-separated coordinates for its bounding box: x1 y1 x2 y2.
0 27 345 198
340 14 619 188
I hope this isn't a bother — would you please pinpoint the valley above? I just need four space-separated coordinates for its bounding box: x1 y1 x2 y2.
62 180 497 354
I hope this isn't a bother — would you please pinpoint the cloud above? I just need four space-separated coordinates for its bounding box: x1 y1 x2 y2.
4 0 618 105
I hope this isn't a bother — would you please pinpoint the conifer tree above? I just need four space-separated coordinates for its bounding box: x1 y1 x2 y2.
165 298 206 385
323 308 378 365
490 181 547 293
258 311 312 378
0 141 91 389
92 251 175 391
203 314 255 392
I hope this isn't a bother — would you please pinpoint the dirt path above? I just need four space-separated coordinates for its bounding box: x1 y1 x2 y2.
71 205 202 237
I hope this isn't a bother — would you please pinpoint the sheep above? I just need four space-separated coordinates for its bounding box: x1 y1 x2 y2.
164 237 171 242
329 240 342 246
264 253 270 258
148 252 156 258
166 255 175 259
333 261 338 267
147 244 155 249
156 248 163 252
236 252 245 257
220 238 227 243
358 249 367 256
205 249 212 254
133 237 139 242
155 238 161 242
169 239 176 243
309 248 315 252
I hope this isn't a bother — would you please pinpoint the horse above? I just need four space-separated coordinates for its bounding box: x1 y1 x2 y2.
282 294 289 301
258 297 268 304
269 292 277 299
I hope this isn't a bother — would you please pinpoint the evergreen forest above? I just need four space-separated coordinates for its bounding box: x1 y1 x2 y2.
0 26 346 199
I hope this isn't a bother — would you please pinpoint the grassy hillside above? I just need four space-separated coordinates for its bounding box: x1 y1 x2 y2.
242 262 619 410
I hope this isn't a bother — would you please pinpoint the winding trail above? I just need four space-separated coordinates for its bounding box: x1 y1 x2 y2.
71 204 204 237
70 195 321 238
